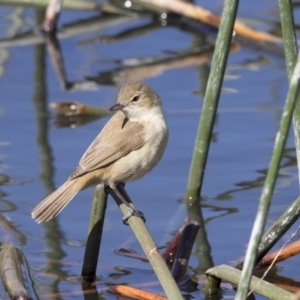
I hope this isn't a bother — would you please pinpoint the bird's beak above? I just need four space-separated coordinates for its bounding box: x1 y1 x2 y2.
109 103 124 112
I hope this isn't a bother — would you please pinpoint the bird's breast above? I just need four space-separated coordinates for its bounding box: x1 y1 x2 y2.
104 113 168 184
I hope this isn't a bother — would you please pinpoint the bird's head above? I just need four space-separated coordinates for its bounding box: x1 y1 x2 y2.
109 81 162 120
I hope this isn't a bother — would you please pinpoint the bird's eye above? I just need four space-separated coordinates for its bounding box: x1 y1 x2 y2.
132 95 139 102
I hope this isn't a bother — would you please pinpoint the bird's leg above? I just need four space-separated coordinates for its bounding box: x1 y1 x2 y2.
112 184 145 225
105 183 145 225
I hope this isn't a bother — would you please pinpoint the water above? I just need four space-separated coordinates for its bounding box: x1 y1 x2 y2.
0 1 299 299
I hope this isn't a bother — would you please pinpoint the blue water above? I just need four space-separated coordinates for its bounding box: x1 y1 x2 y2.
0 1 299 299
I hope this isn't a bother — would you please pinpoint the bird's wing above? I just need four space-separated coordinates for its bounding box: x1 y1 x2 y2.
69 111 145 179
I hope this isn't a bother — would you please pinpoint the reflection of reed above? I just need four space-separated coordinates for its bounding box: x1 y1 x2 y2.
0 14 240 90
0 212 27 245
216 147 297 201
0 7 24 81
0 174 18 214
45 34 68 89
31 9 67 297
186 200 214 274
0 175 32 297
0 14 138 48
0 0 295 298
45 34 99 91
79 19 163 45
90 43 240 86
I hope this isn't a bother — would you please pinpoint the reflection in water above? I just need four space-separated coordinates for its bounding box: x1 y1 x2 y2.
0 211 27 246
31 10 67 298
52 114 102 128
80 18 163 45
0 1 298 298
49 100 110 128
186 199 214 274
217 147 297 201
183 34 215 275
0 4 29 251
81 279 99 300
89 46 219 86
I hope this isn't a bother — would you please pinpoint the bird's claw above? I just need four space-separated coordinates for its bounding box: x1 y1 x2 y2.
122 207 146 225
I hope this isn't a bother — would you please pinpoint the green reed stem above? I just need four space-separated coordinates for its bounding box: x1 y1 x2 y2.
257 195 300 261
206 265 291 300
109 184 183 300
237 195 300 270
235 53 300 300
278 0 300 183
81 187 107 280
278 0 298 78
185 0 239 203
236 2 298 298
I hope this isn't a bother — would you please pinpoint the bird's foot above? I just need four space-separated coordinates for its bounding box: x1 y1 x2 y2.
122 207 146 225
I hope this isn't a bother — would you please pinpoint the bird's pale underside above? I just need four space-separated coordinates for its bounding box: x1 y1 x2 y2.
32 81 169 223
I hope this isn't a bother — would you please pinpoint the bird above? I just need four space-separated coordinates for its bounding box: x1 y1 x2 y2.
32 81 169 223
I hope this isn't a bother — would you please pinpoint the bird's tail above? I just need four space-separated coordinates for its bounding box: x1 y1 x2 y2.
32 179 81 223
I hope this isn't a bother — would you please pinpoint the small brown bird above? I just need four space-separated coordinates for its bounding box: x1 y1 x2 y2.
32 81 169 223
